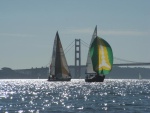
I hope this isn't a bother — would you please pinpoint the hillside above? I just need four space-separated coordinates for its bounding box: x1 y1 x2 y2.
0 66 150 79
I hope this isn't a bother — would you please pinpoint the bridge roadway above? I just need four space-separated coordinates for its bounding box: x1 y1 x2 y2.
113 62 150 66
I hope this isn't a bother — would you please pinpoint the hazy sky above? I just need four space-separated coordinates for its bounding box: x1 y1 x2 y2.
0 0 150 69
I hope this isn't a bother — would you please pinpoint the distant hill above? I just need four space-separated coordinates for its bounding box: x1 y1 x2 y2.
0 66 150 79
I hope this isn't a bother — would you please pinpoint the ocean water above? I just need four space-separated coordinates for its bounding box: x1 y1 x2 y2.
0 79 150 113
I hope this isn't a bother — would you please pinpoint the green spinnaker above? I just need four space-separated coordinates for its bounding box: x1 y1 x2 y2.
90 36 113 75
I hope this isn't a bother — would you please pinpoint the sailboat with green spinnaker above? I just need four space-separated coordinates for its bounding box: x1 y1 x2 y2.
85 26 113 82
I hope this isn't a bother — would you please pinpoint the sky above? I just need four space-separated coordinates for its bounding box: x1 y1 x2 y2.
0 0 150 69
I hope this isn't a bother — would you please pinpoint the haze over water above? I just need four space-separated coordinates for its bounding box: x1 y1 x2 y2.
0 79 150 113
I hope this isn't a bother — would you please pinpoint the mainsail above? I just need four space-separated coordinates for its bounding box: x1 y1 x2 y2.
85 26 97 74
50 31 71 79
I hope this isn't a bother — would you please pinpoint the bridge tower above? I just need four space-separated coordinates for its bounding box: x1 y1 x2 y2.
75 39 81 78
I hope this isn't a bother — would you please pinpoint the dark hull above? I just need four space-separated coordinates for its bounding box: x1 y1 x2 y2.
85 75 105 82
47 78 71 82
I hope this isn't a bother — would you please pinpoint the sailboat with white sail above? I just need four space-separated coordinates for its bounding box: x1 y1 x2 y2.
139 73 142 79
85 26 113 82
48 31 71 81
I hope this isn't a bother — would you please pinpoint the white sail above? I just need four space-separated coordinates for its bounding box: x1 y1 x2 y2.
139 73 142 79
85 26 97 74
59 42 70 78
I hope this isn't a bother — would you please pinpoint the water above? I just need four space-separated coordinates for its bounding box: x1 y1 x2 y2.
0 79 150 113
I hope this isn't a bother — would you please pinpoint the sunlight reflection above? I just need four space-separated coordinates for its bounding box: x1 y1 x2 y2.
0 79 150 112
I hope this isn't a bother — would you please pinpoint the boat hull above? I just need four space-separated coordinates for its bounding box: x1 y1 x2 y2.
85 75 105 82
47 78 71 82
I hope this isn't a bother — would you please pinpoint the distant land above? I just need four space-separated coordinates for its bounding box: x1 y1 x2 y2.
0 66 150 79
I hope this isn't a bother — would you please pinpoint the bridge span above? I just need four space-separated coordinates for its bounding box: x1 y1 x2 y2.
114 63 150 66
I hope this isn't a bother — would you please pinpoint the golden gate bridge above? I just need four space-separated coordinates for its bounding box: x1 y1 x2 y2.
63 39 150 78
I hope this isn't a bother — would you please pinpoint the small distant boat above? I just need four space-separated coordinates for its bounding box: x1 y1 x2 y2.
85 26 113 82
139 73 142 79
48 31 71 81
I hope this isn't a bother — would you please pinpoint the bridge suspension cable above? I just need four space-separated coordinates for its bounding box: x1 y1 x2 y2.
64 39 149 65
80 39 145 64
64 40 75 52
65 44 75 54
64 40 75 54
114 57 138 63
80 39 89 48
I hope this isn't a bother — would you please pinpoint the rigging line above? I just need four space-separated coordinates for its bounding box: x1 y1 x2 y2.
64 40 75 52
114 57 138 63
44 63 49 67
44 58 51 67
65 44 75 54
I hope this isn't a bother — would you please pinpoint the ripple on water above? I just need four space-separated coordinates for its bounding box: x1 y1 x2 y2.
0 79 150 112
